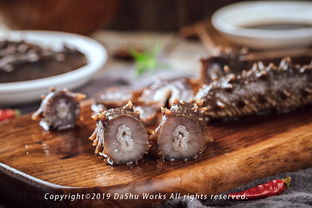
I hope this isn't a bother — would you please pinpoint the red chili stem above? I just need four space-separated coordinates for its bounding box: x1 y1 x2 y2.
281 176 291 188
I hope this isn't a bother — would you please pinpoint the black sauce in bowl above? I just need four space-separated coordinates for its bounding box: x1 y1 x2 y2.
0 40 88 83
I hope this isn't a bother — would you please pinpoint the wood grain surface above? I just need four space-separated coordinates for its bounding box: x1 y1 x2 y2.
1 100 312 208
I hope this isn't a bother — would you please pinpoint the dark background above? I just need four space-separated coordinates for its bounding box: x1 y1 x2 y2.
0 0 268 33
109 0 244 31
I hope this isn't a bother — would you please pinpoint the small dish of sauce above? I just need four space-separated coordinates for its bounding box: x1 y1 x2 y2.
212 1 312 49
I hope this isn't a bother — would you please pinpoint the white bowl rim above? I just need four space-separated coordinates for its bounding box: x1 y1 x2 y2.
0 30 107 92
212 1 312 39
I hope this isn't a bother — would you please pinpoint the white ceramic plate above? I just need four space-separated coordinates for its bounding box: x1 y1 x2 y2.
0 30 107 106
212 1 312 49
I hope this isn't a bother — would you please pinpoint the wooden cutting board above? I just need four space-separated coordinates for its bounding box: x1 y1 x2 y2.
1 100 312 208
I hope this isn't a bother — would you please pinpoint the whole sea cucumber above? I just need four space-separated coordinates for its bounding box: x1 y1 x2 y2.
195 57 312 120
199 48 312 84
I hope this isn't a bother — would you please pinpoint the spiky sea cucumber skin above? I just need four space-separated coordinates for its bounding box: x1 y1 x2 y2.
152 100 213 161
89 101 150 165
31 88 85 131
195 58 312 119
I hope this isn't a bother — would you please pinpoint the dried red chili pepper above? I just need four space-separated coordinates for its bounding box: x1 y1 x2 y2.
0 109 20 121
228 176 291 200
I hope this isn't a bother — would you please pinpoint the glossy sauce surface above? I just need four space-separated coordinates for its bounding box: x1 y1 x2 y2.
243 22 312 30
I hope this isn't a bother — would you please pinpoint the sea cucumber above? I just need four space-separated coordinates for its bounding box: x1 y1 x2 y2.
89 101 150 165
32 88 85 130
139 78 195 107
151 99 213 161
200 48 312 84
196 57 312 119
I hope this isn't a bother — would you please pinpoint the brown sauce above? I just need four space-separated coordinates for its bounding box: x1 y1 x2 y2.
0 40 88 83
243 22 312 30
